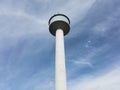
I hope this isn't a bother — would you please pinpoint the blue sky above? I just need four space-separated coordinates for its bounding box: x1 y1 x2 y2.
0 0 120 90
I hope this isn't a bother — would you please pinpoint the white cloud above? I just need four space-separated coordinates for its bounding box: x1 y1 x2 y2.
92 1 120 35
57 0 96 24
69 44 110 68
0 7 47 25
68 66 120 90
0 1 119 90
72 60 93 68
0 0 96 26
0 0 96 52
19 69 54 90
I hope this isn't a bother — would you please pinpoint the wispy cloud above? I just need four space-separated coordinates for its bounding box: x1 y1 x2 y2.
68 66 120 90
58 0 96 24
68 43 109 68
0 0 120 90
18 68 54 90
0 6 47 26
71 60 93 68
0 0 96 25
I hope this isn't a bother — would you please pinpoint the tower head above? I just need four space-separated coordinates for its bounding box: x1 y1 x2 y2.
49 14 70 36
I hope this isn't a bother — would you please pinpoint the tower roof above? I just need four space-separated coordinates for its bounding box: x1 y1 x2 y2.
49 14 70 36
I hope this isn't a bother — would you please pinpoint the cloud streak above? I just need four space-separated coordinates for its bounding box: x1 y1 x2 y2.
0 0 120 90
68 66 120 90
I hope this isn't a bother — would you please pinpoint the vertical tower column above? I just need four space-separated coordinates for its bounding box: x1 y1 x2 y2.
49 14 70 90
55 29 66 90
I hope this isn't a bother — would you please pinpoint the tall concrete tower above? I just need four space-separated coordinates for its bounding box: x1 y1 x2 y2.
49 14 70 90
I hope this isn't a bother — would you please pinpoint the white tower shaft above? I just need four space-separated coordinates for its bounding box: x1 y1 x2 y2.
55 29 67 90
